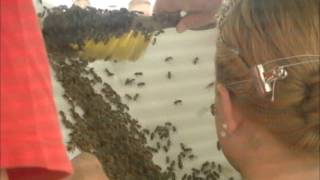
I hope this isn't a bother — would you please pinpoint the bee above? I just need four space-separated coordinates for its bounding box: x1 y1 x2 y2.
182 151 189 158
172 126 177 132
174 100 182 105
218 164 222 172
193 57 199 64
201 161 210 171
163 146 168 153
133 93 140 101
180 143 186 151
165 56 173 62
142 129 150 135
182 174 188 180
206 81 215 89
146 146 158 153
206 174 215 180
178 156 183 169
154 31 161 36
167 139 171 147
210 104 216 116
150 132 155 140
159 134 164 140
125 94 132 100
167 166 173 172
167 71 172 79
184 147 192 152
125 78 135 85
60 111 73 128
171 172 176 180
170 160 176 169
217 141 221 151
203 169 211 175
90 79 96 84
59 111 66 119
211 161 216 168
166 156 170 163
137 82 146 87
154 126 161 132
104 56 111 61
192 168 201 174
37 10 46 18
152 37 157 45
165 122 172 126
203 161 210 167
154 29 164 36
144 34 152 42
67 144 75 152
213 171 220 178
105 68 114 76
134 72 143 76
89 68 94 73
188 154 195 160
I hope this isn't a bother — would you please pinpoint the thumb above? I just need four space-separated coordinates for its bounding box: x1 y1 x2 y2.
176 11 217 33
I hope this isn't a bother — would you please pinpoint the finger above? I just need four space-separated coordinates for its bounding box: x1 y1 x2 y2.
0 170 9 180
71 152 100 167
179 0 223 12
153 0 181 13
176 10 217 33
154 0 222 14
71 153 109 180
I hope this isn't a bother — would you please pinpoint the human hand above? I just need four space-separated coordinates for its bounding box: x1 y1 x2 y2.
65 153 109 180
154 0 223 32
129 0 152 16
0 169 8 180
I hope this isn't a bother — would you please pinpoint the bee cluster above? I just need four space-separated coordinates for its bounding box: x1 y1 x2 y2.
51 55 166 179
47 33 242 179
42 6 180 59
50 54 233 179
42 6 140 57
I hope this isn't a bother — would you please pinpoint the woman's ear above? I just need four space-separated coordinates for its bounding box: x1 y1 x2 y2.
216 84 240 134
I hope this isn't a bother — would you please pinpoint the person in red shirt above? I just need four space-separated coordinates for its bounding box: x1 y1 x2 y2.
0 0 108 179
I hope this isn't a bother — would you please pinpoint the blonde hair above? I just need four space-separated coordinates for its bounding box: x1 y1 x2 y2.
215 0 319 153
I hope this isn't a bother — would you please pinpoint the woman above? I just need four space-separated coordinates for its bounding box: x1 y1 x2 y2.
155 0 320 179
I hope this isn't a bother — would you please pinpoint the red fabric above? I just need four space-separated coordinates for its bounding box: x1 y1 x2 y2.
0 0 72 179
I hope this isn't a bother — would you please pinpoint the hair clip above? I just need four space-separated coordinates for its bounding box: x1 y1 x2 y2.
252 65 288 101
252 64 271 97
227 54 320 102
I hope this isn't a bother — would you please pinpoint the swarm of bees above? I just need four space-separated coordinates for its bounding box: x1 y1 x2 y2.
52 48 228 179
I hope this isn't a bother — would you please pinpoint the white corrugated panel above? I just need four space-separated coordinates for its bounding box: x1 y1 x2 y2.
52 28 241 180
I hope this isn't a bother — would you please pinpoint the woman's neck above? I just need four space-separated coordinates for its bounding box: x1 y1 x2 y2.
241 150 319 180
